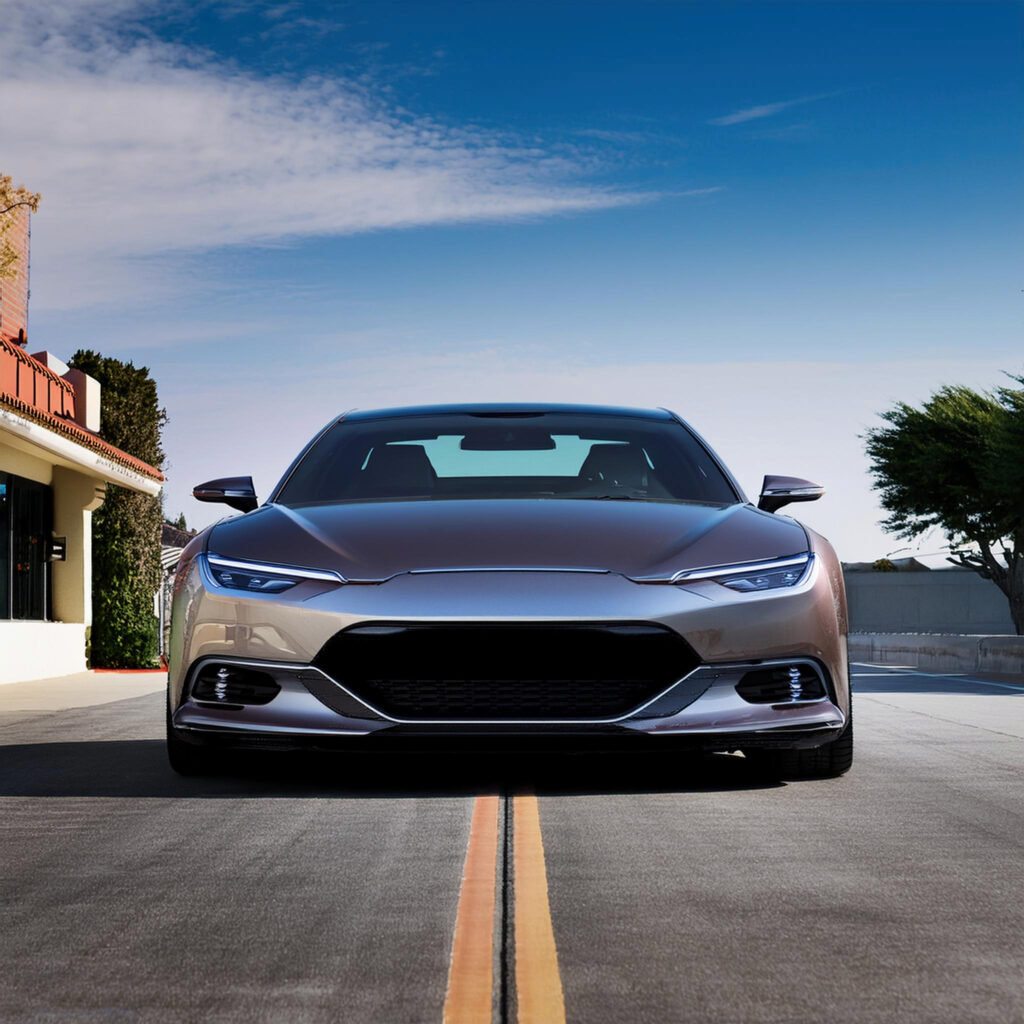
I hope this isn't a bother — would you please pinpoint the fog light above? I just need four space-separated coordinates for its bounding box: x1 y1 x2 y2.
736 664 825 704
191 664 281 707
788 665 802 701
214 667 230 701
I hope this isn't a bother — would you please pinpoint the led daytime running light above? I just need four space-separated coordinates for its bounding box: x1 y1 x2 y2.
204 554 346 592
671 554 811 587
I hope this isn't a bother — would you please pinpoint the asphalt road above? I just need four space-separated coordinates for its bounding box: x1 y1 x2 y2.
1 664 1022 1023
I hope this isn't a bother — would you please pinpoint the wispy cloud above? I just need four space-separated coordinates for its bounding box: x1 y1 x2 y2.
709 93 833 126
0 0 658 310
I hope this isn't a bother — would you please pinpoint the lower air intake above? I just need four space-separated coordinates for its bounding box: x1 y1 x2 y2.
735 664 826 704
191 664 281 708
313 622 699 720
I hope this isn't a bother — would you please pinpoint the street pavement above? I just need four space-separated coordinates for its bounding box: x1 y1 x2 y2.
1 664 1021 1023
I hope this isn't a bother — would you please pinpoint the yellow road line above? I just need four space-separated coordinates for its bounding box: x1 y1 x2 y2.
513 793 566 1024
443 794 500 1024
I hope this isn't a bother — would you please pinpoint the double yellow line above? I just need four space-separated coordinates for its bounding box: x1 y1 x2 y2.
443 794 566 1024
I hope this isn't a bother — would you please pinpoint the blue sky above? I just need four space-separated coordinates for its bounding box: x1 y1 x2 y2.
2 0 1021 559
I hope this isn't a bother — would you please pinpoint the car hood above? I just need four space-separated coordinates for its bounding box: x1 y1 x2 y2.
207 499 808 582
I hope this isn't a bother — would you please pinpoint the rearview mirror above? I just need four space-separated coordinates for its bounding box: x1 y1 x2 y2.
757 475 824 513
460 428 556 451
193 476 259 513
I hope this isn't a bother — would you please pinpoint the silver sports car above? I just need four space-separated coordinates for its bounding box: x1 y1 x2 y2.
168 404 852 777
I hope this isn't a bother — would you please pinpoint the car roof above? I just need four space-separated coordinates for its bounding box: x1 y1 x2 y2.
344 403 676 422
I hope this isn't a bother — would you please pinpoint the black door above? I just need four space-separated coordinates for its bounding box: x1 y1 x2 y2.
0 472 53 620
0 473 9 619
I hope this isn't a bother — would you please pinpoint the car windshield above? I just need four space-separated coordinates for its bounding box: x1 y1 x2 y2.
275 412 739 506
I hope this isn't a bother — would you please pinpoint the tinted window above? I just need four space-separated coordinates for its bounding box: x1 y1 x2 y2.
276 413 738 506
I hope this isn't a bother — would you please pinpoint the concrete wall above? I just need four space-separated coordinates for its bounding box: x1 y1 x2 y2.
845 571 1015 635
848 633 1024 676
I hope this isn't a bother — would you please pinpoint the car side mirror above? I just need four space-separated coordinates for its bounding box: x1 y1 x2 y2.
193 476 259 513
757 475 824 513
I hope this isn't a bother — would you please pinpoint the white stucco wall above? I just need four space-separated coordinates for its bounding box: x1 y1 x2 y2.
0 621 88 684
0 439 53 486
2 407 161 682
2 438 104 628
51 466 105 626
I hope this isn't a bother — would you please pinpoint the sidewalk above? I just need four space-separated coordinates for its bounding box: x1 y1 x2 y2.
0 670 166 714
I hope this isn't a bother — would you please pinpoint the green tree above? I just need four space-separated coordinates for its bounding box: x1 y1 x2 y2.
68 350 167 667
864 378 1024 634
0 173 42 280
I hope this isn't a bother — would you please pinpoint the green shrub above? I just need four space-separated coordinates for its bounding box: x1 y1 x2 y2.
68 350 166 669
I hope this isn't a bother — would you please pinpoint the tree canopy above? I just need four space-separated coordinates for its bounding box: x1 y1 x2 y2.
0 173 41 280
69 350 167 667
864 377 1024 634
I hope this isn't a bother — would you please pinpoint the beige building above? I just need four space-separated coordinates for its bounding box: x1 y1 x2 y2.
0 339 164 683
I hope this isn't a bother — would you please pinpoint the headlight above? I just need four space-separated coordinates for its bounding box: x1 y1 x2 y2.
203 554 346 593
671 554 811 591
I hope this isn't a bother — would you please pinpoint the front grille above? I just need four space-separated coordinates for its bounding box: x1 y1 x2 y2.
313 622 699 720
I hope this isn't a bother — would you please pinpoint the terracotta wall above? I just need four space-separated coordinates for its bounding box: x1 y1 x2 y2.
0 337 77 421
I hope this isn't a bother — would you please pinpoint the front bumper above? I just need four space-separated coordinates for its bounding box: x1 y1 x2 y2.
171 653 846 752
169 535 849 751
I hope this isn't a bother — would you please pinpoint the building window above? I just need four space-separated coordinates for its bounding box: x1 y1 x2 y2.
0 472 53 620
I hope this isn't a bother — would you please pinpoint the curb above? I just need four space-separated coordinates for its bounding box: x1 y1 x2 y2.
92 668 166 674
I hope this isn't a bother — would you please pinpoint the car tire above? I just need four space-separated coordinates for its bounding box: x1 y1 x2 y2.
745 706 853 780
166 695 221 776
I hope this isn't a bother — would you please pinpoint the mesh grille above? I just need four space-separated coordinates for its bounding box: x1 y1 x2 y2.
313 622 699 720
